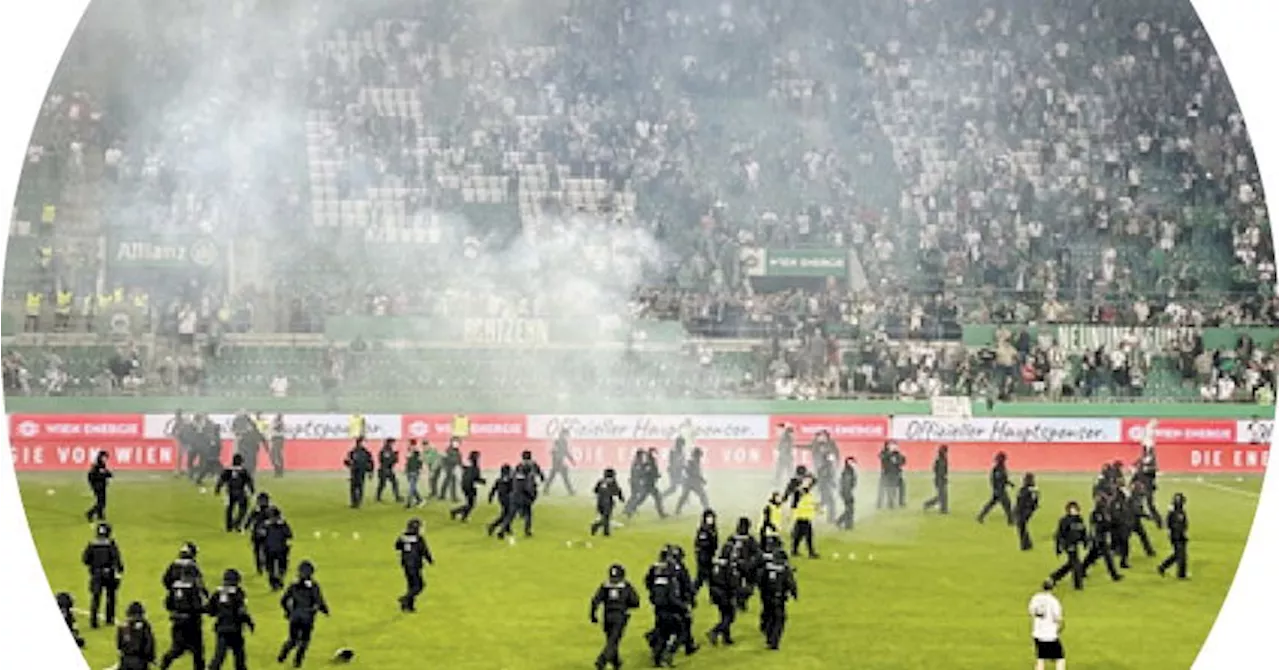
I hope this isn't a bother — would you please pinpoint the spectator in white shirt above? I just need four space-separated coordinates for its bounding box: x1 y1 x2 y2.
269 374 289 398
1028 580 1066 670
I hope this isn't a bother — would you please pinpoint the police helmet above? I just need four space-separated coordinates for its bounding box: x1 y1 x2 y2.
179 542 199 560
223 568 242 586
691 447 704 459
670 546 686 562
1173 493 1187 508
604 467 616 478
298 560 315 579
407 518 422 533
795 465 808 476
232 454 244 466
126 601 146 619
256 492 271 505
701 509 716 522
96 522 112 538
268 506 282 519
521 450 533 460
608 564 625 581
500 463 512 474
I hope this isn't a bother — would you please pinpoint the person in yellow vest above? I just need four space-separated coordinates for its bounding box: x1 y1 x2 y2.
790 482 820 559
349 414 367 440
38 245 52 270
41 204 56 226
55 288 73 332
760 492 785 546
98 290 114 311
24 291 42 332
132 291 149 330
451 414 470 439
112 286 125 305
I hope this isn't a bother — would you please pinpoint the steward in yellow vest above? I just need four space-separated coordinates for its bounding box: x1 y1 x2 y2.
55 289 73 331
451 414 470 439
791 486 820 559
349 414 367 439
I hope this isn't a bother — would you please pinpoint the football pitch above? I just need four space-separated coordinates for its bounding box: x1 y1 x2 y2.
16 471 1264 670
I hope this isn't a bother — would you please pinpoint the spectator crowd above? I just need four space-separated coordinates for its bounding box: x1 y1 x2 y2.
5 0 1277 405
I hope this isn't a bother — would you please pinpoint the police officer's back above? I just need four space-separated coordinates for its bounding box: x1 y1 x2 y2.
589 564 640 670
278 560 330 667
207 569 255 670
116 602 156 670
82 522 125 628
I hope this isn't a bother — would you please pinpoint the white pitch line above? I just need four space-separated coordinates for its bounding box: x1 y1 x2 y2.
1167 477 1262 499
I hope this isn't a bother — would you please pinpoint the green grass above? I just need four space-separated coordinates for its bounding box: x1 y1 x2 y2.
16 472 1263 670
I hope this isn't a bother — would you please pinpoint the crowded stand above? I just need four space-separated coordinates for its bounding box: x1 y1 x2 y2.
3 0 1276 405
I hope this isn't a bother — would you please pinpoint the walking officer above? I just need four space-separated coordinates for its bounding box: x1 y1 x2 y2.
588 563 640 670
82 521 125 629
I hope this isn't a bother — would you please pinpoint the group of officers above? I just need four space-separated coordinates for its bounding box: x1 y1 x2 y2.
168 410 289 484
69 415 1198 669
590 509 804 669
66 506 335 670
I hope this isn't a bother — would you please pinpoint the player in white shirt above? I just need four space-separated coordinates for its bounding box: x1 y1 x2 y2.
1028 580 1066 670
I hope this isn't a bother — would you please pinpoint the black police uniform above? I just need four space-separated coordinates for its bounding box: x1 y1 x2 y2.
1135 449 1163 528
977 458 1014 524
376 441 402 503
1109 488 1135 568
194 420 223 486
889 447 907 509
662 439 687 498
668 549 700 656
922 447 949 514
590 472 625 537
159 575 207 670
837 461 858 529
449 453 487 521
56 592 86 648
262 510 294 591
707 554 738 645
277 567 330 667
395 524 434 612
589 568 640 670
1081 504 1123 582
486 466 514 536
215 460 255 532
756 554 798 650
244 495 273 576
1014 482 1040 551
875 445 893 509
343 441 374 508
725 522 762 612
116 606 157 670
82 526 125 628
546 435 577 496
85 454 113 521
674 449 711 515
1127 480 1158 557
644 558 688 667
498 457 544 538
693 515 719 593
1158 498 1190 579
207 579 254 670
1049 511 1088 590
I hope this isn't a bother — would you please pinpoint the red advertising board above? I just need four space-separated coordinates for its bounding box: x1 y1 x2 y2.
9 414 145 442
1119 418 1237 444
400 414 526 442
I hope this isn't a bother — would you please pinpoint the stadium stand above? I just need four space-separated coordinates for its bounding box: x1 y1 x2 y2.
3 0 1276 406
